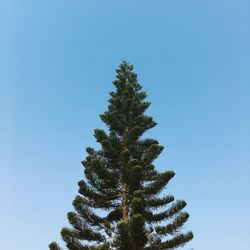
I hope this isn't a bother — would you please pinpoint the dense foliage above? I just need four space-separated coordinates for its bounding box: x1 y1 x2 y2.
49 62 193 250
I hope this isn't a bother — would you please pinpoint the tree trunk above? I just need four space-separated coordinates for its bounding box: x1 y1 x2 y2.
122 183 129 224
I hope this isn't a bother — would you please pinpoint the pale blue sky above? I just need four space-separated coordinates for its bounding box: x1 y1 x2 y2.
0 1 249 250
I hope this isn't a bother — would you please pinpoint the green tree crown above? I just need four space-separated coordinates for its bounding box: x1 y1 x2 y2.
49 61 193 250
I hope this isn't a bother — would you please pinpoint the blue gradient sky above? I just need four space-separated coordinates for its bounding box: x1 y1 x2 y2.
1 1 249 250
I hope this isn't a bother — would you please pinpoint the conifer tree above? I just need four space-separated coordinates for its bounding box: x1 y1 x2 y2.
49 61 193 250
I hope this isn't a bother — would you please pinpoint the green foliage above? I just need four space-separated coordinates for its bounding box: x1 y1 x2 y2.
114 222 134 250
49 242 62 250
49 61 193 250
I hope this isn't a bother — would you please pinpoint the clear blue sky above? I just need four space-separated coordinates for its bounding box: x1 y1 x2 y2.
0 1 249 250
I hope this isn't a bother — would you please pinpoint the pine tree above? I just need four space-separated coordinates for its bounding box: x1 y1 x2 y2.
49 61 193 250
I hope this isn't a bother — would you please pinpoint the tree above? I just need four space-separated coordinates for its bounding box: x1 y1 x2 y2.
49 61 193 250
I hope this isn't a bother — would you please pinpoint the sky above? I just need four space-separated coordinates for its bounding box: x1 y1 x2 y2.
0 1 249 250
